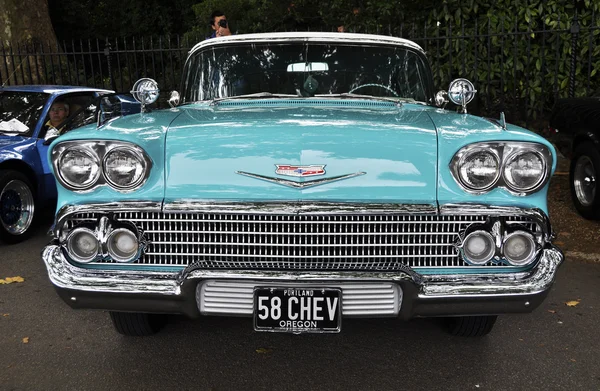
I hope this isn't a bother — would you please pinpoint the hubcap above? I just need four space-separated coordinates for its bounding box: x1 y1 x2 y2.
0 180 34 235
574 156 597 207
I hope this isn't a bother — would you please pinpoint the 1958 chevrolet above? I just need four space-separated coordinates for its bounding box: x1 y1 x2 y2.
42 32 563 337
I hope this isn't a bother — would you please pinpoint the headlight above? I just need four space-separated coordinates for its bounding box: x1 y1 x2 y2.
52 141 152 192
103 147 147 189
503 151 546 192
58 148 101 189
451 142 552 195
106 228 139 262
462 230 496 265
457 150 500 191
503 231 536 266
66 228 99 263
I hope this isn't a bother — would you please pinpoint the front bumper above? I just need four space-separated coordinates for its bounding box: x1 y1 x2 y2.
42 244 564 319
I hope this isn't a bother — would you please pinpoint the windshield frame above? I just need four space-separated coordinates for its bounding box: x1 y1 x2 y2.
180 38 435 105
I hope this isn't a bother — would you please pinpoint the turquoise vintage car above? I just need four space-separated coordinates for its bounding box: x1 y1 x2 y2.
42 32 563 337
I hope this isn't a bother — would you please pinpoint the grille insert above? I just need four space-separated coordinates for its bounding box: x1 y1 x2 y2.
63 212 538 270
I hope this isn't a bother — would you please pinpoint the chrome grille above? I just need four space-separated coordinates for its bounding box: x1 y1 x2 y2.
63 212 538 270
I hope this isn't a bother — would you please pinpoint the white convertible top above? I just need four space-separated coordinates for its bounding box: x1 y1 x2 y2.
189 32 424 56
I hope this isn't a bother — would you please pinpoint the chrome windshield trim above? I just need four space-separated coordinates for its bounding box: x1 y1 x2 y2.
189 32 425 56
235 171 367 189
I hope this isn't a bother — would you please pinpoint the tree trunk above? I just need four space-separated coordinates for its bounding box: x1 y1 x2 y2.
0 0 59 86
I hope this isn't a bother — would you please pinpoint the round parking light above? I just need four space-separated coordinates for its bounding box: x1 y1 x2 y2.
67 228 99 263
503 231 536 266
463 231 495 265
106 228 139 263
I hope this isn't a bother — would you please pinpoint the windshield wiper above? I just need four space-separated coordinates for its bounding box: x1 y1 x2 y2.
209 92 300 105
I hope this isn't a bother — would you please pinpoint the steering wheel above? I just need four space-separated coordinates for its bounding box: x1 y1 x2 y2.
348 84 399 97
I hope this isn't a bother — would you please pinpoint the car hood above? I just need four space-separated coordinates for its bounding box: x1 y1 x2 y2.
164 100 438 204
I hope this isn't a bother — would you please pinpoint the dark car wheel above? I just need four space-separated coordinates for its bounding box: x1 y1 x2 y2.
570 143 600 219
445 315 497 337
109 312 168 336
0 170 36 244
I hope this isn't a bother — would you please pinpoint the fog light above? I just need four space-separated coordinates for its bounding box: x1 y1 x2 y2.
503 231 536 266
463 231 495 265
106 228 139 262
66 228 99 263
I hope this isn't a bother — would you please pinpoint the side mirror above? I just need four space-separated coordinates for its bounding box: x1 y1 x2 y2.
169 91 180 108
447 78 477 114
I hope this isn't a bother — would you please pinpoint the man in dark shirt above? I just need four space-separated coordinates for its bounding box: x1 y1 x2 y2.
208 10 232 39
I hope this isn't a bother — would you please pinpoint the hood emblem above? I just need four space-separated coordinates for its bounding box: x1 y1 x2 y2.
236 170 366 189
275 164 325 177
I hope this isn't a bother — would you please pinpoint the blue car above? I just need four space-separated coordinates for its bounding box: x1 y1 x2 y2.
0 86 114 243
42 33 563 337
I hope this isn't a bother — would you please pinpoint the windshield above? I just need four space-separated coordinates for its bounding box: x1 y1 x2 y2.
182 42 433 103
0 91 49 136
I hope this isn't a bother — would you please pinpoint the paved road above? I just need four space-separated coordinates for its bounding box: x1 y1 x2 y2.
1 175 599 390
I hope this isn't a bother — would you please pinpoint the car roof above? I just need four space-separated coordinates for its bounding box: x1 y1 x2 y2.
189 32 425 56
0 85 112 95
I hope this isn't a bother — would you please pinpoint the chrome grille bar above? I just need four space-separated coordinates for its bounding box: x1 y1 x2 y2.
62 211 539 270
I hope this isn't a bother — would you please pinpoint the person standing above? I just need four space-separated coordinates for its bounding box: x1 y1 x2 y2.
208 10 232 38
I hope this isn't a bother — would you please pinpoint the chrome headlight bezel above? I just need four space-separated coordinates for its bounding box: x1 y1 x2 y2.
102 146 148 190
450 142 553 196
56 146 102 191
52 140 152 193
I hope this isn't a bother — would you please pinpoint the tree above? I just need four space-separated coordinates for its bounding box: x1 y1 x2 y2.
0 0 59 85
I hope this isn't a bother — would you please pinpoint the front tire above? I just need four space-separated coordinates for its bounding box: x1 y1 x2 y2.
109 312 167 336
570 143 600 219
445 315 497 337
0 170 36 244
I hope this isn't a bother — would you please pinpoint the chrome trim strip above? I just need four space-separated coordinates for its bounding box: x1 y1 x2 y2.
162 201 438 215
42 243 563 301
235 171 366 189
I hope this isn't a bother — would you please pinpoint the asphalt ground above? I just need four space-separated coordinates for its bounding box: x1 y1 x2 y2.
1 170 599 390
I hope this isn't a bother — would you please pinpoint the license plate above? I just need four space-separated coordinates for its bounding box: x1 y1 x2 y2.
254 287 342 333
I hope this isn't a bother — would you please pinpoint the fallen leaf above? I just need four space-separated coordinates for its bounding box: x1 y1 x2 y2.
570 359 576 362
555 241 565 246
0 276 25 284
22 337 29 344
558 321 563 324
559 232 571 238
518 338 524 341
255 348 273 354
565 300 580 307
547 310 556 314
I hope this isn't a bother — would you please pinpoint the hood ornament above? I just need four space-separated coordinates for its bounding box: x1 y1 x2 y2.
236 170 366 189
275 164 325 177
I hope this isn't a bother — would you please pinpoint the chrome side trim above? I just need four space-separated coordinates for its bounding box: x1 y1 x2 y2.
235 171 366 189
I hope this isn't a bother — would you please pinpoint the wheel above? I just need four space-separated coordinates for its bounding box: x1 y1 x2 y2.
445 315 497 337
109 312 167 336
0 170 36 244
570 143 600 219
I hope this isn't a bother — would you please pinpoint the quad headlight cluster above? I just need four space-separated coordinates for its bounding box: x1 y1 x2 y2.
63 217 145 264
451 142 552 195
459 221 539 267
52 140 152 192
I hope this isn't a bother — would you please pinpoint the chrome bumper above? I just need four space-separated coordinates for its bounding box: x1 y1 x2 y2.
42 244 564 319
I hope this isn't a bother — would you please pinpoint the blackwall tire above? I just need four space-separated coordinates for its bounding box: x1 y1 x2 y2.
570 143 600 220
445 315 497 337
109 312 167 336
